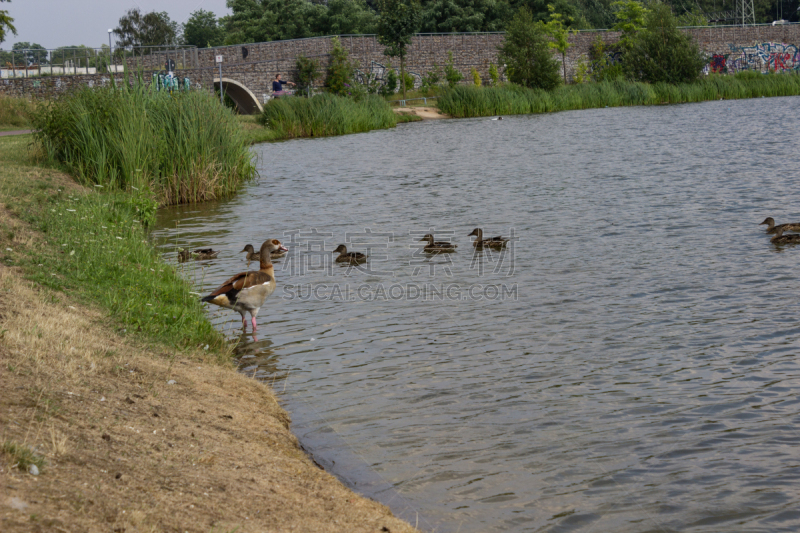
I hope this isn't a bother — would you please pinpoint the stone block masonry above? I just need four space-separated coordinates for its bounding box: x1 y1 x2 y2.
1 25 798 106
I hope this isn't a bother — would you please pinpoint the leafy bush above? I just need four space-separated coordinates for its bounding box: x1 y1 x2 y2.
325 36 355 96
294 55 321 96
380 68 399 96
257 93 398 139
420 65 443 92
624 3 705 84
489 63 500 85
444 51 464 88
471 67 482 86
31 80 255 206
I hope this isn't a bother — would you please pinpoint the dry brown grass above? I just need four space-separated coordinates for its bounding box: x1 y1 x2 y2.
0 264 417 532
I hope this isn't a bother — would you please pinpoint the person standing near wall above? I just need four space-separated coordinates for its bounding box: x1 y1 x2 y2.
272 73 295 97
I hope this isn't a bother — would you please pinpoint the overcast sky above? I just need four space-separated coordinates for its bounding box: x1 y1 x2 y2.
1 0 231 50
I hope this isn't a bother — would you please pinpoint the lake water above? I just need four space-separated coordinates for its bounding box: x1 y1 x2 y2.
154 96 800 532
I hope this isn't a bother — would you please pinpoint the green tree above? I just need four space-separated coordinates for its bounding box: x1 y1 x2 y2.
542 4 572 84
498 7 561 90
0 0 16 45
223 0 325 43
512 0 588 28
325 36 354 96
611 0 648 48
419 0 514 32
377 0 422 100
12 42 47 66
320 0 379 34
113 8 180 48
624 3 705 83
184 9 224 48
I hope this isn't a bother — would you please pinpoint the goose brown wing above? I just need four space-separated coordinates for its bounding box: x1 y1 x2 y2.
204 271 273 300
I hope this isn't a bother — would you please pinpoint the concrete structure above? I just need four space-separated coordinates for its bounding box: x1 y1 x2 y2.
1 25 798 113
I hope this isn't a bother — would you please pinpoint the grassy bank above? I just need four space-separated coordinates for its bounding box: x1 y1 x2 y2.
437 72 800 118
31 82 256 205
257 93 398 139
0 135 226 354
0 95 35 131
0 130 417 531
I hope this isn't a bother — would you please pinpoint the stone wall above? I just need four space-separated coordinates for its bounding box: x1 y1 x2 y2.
3 25 799 104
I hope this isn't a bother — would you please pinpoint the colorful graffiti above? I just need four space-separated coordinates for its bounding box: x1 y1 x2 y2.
705 42 800 74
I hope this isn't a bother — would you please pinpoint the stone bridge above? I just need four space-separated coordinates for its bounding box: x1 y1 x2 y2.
1 25 799 115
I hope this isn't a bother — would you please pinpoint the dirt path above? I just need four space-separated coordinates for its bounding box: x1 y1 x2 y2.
393 107 450 120
0 129 32 137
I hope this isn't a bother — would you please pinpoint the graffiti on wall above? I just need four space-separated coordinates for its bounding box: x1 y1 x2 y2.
354 61 422 92
705 42 800 74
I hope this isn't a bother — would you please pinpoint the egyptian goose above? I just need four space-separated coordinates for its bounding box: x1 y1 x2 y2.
240 240 289 262
468 228 509 249
420 234 457 253
760 217 800 235
201 240 278 332
178 248 219 262
332 244 367 264
770 227 800 245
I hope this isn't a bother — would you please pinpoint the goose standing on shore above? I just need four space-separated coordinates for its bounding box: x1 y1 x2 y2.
468 228 509 249
760 217 800 235
770 227 800 246
201 240 279 332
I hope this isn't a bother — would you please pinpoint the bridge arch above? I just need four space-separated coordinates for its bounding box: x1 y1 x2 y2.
214 78 263 115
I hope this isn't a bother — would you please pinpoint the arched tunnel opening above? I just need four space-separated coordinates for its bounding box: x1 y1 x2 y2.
214 78 263 115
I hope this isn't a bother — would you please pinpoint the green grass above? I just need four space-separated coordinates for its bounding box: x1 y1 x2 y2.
30 80 257 206
0 95 36 129
1 440 46 472
0 136 227 355
437 72 800 118
258 93 398 139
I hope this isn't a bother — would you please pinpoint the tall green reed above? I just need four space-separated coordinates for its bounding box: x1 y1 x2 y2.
31 81 256 205
437 72 800 118
258 93 397 139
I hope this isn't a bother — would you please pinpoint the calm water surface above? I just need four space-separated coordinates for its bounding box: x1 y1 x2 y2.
154 97 800 532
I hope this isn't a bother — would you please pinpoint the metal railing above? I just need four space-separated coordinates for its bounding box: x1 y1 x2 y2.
0 44 198 79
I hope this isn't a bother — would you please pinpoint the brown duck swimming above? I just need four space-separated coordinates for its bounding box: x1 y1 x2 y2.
770 227 800 246
468 228 509 249
201 240 277 332
240 240 289 262
178 248 219 262
760 217 800 235
420 234 457 253
333 244 367 264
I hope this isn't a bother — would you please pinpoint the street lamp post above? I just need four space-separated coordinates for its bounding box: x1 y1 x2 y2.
108 29 113 73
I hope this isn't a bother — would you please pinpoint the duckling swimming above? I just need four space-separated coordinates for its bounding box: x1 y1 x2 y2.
333 244 367 264
770 227 800 246
468 228 509 250
420 234 457 253
178 248 219 262
760 217 800 235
